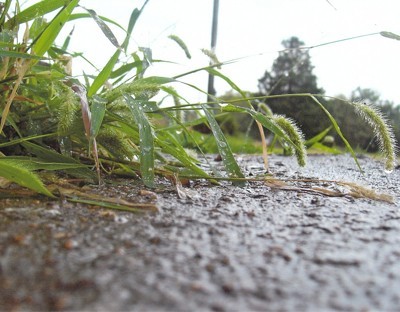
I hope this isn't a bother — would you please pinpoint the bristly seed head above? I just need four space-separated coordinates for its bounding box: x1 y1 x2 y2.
352 101 397 172
273 114 307 167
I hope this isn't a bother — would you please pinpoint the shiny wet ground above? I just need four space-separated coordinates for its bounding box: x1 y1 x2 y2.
1 154 399 311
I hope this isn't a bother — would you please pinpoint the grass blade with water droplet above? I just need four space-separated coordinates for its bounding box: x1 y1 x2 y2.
124 94 155 187
80 6 120 48
88 3 148 96
201 104 245 185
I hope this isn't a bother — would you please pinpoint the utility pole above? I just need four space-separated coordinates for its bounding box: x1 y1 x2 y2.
207 0 219 103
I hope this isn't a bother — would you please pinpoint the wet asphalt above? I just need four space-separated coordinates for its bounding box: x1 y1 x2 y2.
0 154 399 311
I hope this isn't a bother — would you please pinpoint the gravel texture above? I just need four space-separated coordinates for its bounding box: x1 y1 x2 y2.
0 154 399 311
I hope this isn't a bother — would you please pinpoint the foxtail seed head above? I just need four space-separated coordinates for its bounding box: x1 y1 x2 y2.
273 114 307 167
352 101 397 172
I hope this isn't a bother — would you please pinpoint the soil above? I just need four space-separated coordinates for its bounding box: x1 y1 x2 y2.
0 154 399 311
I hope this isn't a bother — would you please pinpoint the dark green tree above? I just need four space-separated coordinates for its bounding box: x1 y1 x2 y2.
257 36 326 138
350 87 380 103
258 37 323 95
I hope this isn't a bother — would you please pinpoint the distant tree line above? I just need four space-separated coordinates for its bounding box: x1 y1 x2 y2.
221 36 400 152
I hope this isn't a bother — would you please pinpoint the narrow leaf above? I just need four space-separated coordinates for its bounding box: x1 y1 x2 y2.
21 142 96 181
68 13 125 31
124 94 155 187
0 159 54 197
201 104 245 185
121 1 149 52
0 157 89 170
155 132 213 180
305 126 332 148
0 50 46 60
32 0 80 57
207 68 243 96
110 60 143 79
6 0 68 26
80 6 120 48
380 31 400 41
222 104 298 151
205 67 269 169
90 95 107 138
88 48 120 96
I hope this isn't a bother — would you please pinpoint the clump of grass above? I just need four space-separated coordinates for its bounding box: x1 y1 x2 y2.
0 0 397 207
352 101 397 172
97 127 137 161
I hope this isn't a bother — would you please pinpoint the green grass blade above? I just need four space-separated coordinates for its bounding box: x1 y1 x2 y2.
80 6 120 48
6 0 68 26
66 198 145 213
88 49 120 96
222 104 297 149
0 157 89 170
0 50 45 60
0 133 56 148
110 60 143 79
21 142 77 163
0 159 54 197
122 0 149 52
107 111 215 182
155 132 214 180
201 104 245 185
86 2 156 96
0 0 12 26
122 8 140 51
68 13 125 31
305 126 332 148
32 0 80 57
206 67 245 97
309 95 362 172
123 94 155 187
90 95 107 138
61 26 74 50
21 142 97 180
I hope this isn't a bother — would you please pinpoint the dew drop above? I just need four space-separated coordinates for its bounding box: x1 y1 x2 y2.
219 142 227 148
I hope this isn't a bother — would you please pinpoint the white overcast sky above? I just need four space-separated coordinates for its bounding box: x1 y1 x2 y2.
56 0 400 104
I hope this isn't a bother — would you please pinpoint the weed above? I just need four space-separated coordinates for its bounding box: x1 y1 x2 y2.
0 1 397 209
